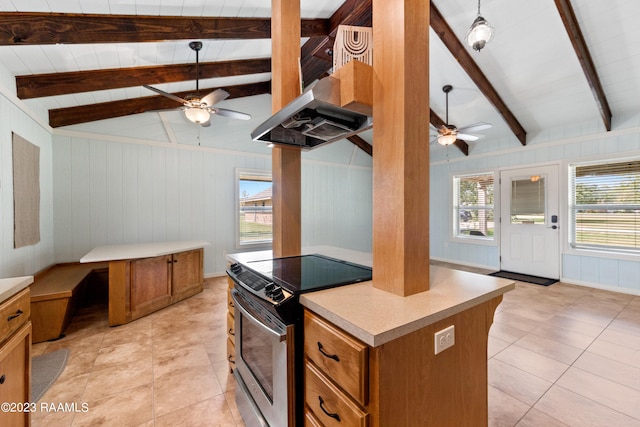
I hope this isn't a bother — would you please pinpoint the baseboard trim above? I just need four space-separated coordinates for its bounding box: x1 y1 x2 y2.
560 277 640 296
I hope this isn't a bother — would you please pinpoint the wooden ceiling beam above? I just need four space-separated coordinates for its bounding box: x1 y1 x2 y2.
347 135 372 156
0 12 327 45
49 81 270 128
300 0 372 86
430 4 527 146
17 58 271 99
429 109 468 156
554 0 612 131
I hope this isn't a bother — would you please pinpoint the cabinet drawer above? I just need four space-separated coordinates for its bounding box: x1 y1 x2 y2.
227 288 235 316
226 337 235 368
227 311 235 339
305 361 368 427
304 406 324 427
304 310 368 405
0 288 30 344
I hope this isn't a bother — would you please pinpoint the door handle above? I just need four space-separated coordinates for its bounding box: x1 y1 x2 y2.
547 225 558 230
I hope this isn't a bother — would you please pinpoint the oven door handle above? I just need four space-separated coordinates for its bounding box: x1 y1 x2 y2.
231 291 287 342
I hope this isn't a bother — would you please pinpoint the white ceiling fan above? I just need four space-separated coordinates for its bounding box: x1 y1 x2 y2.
430 85 491 145
144 41 251 127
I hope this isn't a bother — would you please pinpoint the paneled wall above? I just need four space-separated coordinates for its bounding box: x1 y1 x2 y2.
0 95 55 278
429 117 640 295
52 135 373 275
302 160 372 251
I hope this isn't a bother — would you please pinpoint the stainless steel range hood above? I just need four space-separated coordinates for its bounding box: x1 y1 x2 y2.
251 75 372 150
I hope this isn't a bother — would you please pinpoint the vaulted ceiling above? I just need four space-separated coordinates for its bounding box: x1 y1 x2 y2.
0 0 638 157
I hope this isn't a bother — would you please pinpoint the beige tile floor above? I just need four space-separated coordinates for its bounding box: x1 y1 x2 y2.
31 273 640 426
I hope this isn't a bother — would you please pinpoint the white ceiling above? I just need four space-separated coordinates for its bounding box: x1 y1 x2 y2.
0 0 639 158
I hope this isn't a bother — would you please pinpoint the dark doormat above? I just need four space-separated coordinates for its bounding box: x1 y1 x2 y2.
489 271 558 286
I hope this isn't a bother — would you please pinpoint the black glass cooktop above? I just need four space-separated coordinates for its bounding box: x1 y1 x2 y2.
246 254 372 294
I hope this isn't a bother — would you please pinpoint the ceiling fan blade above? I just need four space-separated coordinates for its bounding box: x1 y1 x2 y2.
457 122 492 133
143 85 189 105
201 89 230 107
147 106 186 113
457 133 481 141
212 108 251 120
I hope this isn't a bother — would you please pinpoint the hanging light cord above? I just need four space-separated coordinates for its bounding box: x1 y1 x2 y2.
477 0 481 16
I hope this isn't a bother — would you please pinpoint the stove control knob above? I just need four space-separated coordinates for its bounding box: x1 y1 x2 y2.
271 287 285 302
264 283 276 294
230 263 242 274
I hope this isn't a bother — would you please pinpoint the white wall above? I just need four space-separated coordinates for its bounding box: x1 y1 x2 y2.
51 134 373 275
0 93 55 278
302 160 372 251
429 116 640 295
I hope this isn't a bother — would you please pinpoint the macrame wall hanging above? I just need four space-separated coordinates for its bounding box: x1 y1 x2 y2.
332 25 373 72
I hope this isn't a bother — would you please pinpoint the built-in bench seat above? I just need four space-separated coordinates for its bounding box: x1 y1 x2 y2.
30 262 109 343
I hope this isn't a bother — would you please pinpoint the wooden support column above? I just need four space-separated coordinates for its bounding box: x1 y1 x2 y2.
372 0 430 296
271 0 302 257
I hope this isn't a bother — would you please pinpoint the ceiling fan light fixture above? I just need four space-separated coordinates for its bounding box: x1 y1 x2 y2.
437 134 457 146
185 107 210 124
466 0 494 52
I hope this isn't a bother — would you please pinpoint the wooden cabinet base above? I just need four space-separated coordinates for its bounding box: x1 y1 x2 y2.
304 295 503 427
0 322 31 427
108 249 203 326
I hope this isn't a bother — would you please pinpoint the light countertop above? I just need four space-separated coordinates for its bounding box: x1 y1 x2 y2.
300 266 513 347
0 276 34 303
80 240 209 263
227 246 514 347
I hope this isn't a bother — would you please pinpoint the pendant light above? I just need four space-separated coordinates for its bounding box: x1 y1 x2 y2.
465 0 494 52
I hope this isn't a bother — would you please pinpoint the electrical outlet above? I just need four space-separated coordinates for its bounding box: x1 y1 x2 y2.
434 325 455 355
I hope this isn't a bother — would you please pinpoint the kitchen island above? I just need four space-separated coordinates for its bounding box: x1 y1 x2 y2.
228 247 514 426
81 240 208 326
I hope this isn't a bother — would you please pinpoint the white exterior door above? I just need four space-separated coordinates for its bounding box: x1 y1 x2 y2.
500 165 560 279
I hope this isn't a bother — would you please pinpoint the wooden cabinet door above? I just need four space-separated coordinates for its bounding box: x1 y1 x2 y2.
171 249 203 301
0 323 31 427
130 255 172 319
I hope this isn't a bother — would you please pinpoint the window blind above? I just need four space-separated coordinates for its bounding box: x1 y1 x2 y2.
569 160 640 252
453 173 495 239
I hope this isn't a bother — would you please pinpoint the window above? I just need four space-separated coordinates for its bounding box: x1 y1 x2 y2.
237 170 272 246
569 160 640 254
453 173 495 239
510 177 545 224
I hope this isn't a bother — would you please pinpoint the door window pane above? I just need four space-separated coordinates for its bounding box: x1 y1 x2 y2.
510 177 545 224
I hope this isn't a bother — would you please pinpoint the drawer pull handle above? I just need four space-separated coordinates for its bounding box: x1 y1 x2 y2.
0 374 5 384
228 354 235 364
318 396 341 422
229 301 235 308
7 309 23 322
317 342 339 362
228 328 235 336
